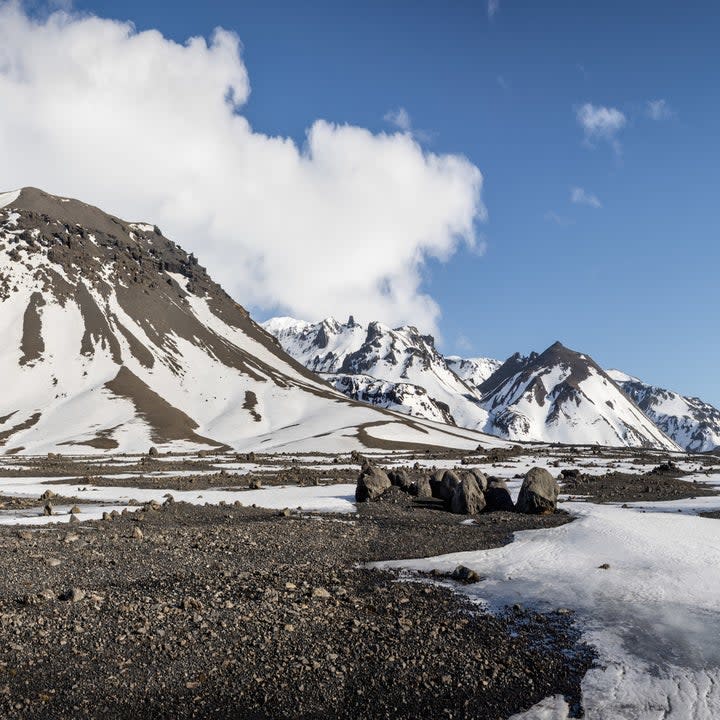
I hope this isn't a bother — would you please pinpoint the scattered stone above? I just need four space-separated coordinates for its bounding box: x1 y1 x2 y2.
450 565 482 584
60 588 86 603
132 527 144 541
598 563 611 570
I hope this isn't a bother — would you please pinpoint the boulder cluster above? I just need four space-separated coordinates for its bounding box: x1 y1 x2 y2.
355 462 559 517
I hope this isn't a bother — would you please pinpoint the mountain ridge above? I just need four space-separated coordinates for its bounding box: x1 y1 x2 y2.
0 187 503 455
264 317 682 451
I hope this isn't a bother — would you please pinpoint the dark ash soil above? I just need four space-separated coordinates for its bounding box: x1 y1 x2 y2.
561 469 719 504
0 492 593 720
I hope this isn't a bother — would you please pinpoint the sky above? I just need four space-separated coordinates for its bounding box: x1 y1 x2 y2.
0 0 718 405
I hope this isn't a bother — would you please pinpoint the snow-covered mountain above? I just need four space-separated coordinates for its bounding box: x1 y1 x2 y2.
479 343 680 451
263 316 490 430
445 356 503 392
608 370 720 452
0 187 504 455
264 317 681 451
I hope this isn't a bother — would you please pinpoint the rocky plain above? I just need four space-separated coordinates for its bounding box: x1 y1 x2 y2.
0 445 719 719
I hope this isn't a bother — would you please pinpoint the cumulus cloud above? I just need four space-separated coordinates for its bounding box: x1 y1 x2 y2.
576 103 626 152
571 187 602 208
488 0 499 18
0 2 484 333
647 99 671 120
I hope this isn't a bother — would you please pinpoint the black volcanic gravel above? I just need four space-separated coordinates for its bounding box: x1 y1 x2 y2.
561 470 719 504
0 490 593 720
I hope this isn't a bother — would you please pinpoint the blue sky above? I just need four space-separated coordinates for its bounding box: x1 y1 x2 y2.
25 1 720 403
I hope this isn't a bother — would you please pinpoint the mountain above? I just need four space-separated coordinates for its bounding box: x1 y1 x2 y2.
445 356 503 392
479 343 680 451
608 370 720 452
263 316 490 429
0 187 504 455
264 317 680 451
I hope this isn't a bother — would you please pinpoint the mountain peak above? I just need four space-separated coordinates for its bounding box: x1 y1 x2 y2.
3 191 478 454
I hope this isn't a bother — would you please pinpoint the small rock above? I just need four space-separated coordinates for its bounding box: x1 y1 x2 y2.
312 587 331 599
61 588 85 603
132 527 144 541
451 565 482 584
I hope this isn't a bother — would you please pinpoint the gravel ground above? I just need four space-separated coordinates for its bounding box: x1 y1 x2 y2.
0 489 593 720
560 468 719 503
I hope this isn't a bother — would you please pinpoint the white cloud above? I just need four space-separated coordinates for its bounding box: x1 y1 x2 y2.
570 187 602 208
647 99 671 120
576 103 626 152
0 2 484 333
384 107 412 132
488 0 499 18
544 211 574 227
455 334 472 352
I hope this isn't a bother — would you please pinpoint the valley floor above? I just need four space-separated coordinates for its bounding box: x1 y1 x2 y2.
0 446 719 718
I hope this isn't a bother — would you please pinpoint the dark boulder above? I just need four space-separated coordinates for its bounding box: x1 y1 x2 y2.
516 467 559 514
388 469 414 493
465 468 488 492
428 469 446 499
412 476 433 499
355 465 392 502
484 478 515 512
437 470 462 504
450 475 486 515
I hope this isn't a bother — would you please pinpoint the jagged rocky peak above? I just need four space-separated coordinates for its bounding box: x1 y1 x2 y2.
445 355 503 392
264 314 492 431
608 370 720 452
479 341 680 451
